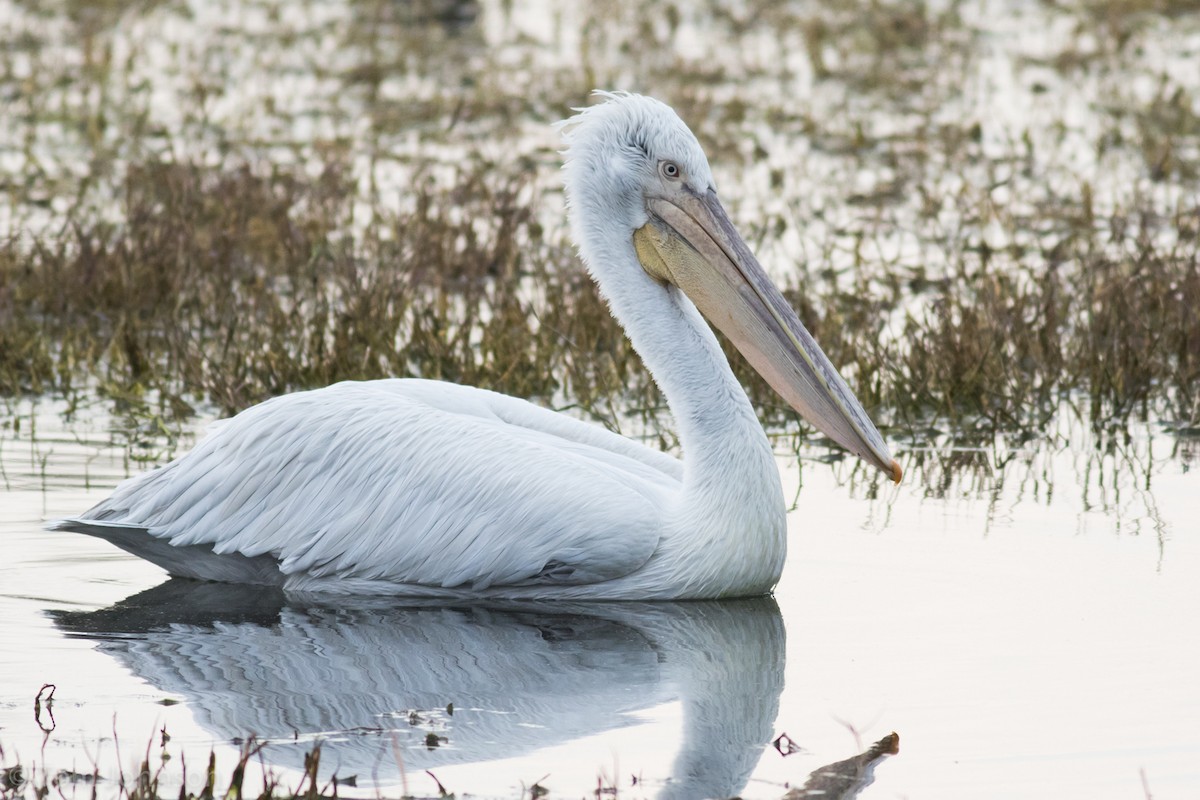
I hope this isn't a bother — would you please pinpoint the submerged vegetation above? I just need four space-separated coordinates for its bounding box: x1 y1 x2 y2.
1 0 1198 456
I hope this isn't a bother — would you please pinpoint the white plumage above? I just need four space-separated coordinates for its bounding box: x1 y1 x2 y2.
53 92 898 599
54 586 784 796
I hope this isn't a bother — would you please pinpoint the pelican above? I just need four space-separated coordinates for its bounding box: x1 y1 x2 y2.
52 92 900 599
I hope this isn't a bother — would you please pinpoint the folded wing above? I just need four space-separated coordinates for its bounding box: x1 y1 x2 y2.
56 380 681 592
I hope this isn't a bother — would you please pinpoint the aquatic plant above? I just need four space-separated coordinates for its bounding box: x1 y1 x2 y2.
1 0 1197 448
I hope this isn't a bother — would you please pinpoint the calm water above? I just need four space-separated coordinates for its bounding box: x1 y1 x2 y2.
1 399 1197 799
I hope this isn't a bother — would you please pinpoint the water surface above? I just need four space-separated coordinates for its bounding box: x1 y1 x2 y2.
2 402 1197 799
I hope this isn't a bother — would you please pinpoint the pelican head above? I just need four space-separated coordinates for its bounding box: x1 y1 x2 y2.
562 92 901 482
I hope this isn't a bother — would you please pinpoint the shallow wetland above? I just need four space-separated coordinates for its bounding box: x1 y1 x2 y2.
1 0 1199 798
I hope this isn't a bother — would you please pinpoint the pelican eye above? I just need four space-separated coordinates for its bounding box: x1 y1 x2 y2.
659 160 681 180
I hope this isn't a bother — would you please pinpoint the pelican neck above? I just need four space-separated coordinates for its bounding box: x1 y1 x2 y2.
582 236 776 494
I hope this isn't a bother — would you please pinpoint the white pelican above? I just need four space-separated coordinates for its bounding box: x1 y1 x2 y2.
53 92 900 599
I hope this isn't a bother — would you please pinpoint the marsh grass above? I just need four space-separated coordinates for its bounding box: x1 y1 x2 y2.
3 152 1195 444
0 738 361 800
1 0 1198 460
0 156 653 428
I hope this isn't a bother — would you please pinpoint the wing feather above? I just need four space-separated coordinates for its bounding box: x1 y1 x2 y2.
71 380 680 591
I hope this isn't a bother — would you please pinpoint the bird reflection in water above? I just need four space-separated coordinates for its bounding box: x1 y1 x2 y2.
54 581 896 799
54 580 783 799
